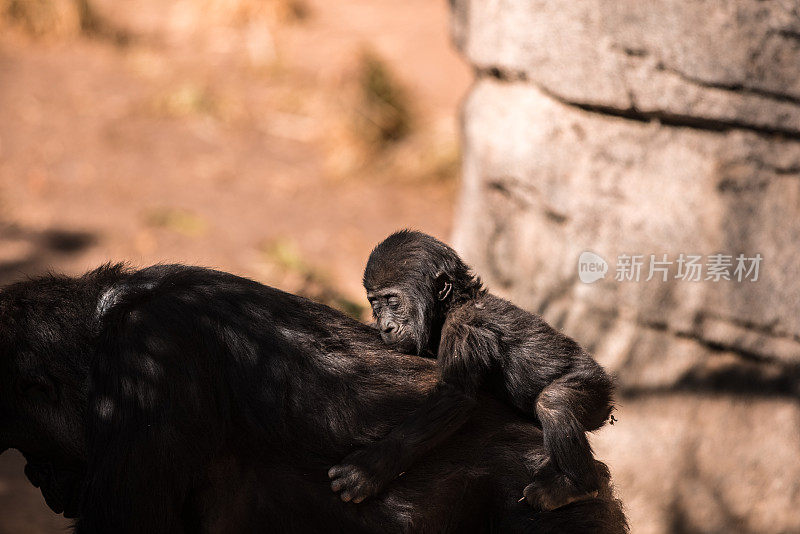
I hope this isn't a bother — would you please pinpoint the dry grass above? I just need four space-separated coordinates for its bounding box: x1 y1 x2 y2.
1 0 128 42
353 49 413 148
151 83 220 119
0 0 304 41
261 238 365 319
321 48 459 189
145 208 208 238
1 0 82 37
193 0 309 25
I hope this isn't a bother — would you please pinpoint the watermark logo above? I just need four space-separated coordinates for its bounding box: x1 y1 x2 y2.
578 252 762 283
578 251 609 283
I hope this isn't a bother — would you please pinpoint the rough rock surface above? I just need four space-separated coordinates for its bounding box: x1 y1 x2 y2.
451 0 800 136
450 2 800 533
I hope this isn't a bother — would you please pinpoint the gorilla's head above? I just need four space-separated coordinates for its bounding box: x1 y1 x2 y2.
0 274 94 518
363 230 483 357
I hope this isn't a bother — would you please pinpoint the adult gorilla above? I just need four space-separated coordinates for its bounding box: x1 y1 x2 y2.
0 264 626 533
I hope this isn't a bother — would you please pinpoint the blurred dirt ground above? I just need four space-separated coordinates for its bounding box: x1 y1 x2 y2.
0 0 470 530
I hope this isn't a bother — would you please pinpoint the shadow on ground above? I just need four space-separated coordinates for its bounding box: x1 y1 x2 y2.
0 223 96 534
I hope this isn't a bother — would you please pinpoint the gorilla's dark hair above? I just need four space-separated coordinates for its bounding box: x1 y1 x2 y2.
363 230 485 355
363 230 483 301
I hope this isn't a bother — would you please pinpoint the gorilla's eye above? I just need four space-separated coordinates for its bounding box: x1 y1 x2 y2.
387 296 400 310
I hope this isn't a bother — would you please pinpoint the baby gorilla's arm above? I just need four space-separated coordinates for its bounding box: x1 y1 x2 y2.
328 382 476 503
328 323 497 503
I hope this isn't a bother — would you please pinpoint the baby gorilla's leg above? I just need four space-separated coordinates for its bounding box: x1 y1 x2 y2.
523 371 611 510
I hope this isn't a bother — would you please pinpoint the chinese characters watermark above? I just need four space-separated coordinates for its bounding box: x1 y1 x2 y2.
578 252 762 284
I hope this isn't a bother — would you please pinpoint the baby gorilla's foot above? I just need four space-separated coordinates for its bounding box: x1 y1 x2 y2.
522 463 598 511
328 448 397 503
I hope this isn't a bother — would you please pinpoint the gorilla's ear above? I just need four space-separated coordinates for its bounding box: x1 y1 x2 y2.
435 272 452 302
18 374 57 404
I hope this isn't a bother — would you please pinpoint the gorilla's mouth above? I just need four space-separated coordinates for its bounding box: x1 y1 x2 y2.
382 331 417 354
23 458 83 518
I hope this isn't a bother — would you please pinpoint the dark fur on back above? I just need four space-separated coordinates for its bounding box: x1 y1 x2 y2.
0 263 626 533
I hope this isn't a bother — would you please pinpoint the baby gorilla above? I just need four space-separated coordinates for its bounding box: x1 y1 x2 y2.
328 230 615 510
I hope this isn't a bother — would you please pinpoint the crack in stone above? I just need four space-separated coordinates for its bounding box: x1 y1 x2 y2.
487 178 570 224
774 165 800 176
656 63 800 108
476 66 800 140
637 317 800 368
716 178 771 194
701 311 800 345
772 28 800 42
609 40 800 107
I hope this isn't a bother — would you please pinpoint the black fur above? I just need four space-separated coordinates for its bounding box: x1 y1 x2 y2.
329 231 615 511
0 263 626 533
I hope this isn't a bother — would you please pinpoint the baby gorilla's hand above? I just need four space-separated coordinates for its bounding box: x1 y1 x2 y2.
328 448 396 503
522 460 598 511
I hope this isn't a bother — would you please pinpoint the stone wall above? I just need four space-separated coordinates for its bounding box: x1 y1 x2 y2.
449 2 800 533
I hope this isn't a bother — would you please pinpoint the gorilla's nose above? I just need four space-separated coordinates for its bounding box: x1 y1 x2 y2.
381 322 398 342
382 321 397 334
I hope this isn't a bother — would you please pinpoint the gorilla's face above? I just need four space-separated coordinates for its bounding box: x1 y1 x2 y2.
366 283 429 356
0 291 89 518
0 370 87 517
21 456 84 517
